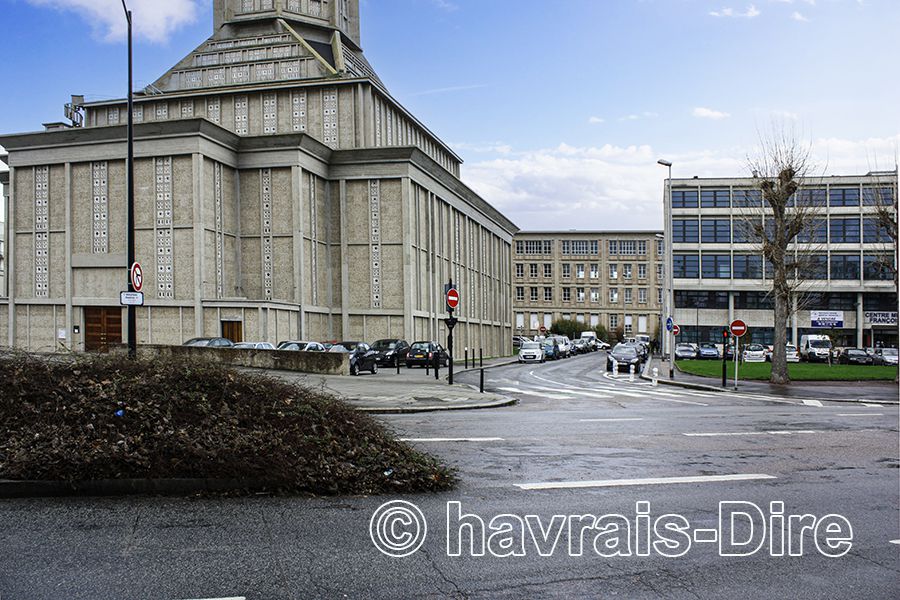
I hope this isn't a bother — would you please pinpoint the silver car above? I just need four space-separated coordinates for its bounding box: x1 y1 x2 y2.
518 341 544 363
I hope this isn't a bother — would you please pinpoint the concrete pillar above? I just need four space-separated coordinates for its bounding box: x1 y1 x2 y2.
856 292 864 347
728 291 735 324
291 165 304 339
192 154 204 337
64 162 73 349
6 166 14 347
338 179 349 338
401 177 414 341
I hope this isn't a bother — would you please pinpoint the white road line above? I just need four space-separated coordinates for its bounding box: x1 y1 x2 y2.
683 430 818 437
836 413 884 417
516 473 776 491
802 399 824 407
653 396 709 406
579 418 644 422
399 437 504 442
529 386 613 399
862 403 884 407
890 539 900 545
498 387 574 400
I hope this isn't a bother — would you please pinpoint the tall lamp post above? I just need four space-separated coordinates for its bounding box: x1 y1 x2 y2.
122 0 136 358
657 159 674 378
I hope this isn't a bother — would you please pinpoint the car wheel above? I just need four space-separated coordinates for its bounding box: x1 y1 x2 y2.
350 363 359 376
371 363 378 375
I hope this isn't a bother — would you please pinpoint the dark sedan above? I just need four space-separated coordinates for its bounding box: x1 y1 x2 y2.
371 339 410 366
329 341 379 375
607 343 642 373
405 341 449 368
838 348 873 366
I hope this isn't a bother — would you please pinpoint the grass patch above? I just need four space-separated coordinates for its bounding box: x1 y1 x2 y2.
676 359 898 382
0 352 455 495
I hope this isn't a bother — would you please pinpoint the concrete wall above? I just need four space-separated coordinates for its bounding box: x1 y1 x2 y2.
132 344 349 375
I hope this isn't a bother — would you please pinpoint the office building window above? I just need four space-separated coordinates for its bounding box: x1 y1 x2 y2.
620 241 636 255
673 218 699 243
733 189 762 207
701 254 731 279
609 288 619 303
522 240 552 255
516 286 525 301
805 292 856 311
795 188 827 207
562 264 571 278
576 264 585 278
515 263 524 278
624 316 633 334
590 263 599 279
675 291 729 309
733 218 761 244
657 288 663 304
863 186 895 206
624 289 633 303
608 240 618 255
544 263 552 278
530 287 539 301
864 256 894 281
733 291 774 310
609 314 619 329
733 254 763 279
863 218 892 243
544 287 553 302
700 188 730 208
701 218 731 243
639 288 647 304
638 264 647 279
609 264 618 279
637 241 647 255
864 292 899 310
569 240 589 255
657 239 665 256
562 287 571 302
830 254 861 280
590 288 600 303
829 187 859 207
529 263 538 278
516 313 525 328
805 254 828 279
561 240 570 255
796 218 827 244
657 263 664 280
590 241 599 255
624 264 633 279
830 218 861 243
515 241 524 255
672 189 699 208
576 287 586 302
673 253 700 278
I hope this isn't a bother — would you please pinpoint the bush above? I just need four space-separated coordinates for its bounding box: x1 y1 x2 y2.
0 352 456 495
550 319 582 341
593 324 610 344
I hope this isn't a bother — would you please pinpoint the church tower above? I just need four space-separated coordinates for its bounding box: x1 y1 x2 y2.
213 0 361 49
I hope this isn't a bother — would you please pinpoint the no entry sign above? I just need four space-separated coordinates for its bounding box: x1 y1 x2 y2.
446 287 460 310
730 319 748 337
672 324 681 336
130 262 144 292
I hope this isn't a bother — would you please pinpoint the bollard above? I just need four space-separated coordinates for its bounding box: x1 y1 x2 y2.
629 363 635 383
480 368 484 394
434 354 440 380
652 367 658 387
479 348 483 368
426 359 429 376
465 347 469 370
612 358 618 376
396 356 400 375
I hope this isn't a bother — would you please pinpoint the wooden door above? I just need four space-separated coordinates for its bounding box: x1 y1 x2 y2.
222 320 243 343
84 307 123 352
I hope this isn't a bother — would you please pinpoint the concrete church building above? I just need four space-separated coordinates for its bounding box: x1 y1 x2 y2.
0 0 517 356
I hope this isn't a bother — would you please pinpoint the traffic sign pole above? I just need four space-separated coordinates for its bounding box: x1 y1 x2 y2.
735 336 740 390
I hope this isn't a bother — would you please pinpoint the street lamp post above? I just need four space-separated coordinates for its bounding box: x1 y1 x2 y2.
122 1 136 359
657 159 674 379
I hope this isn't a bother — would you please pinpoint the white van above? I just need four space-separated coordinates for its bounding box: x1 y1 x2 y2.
554 336 572 358
799 335 832 362
580 331 598 351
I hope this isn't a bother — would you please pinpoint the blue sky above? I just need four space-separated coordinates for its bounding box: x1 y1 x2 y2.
2 0 899 229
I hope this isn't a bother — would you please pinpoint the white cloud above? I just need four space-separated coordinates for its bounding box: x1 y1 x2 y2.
450 141 513 155
710 4 761 18
791 11 809 21
459 134 899 231
26 0 201 43
588 116 605 124
429 0 459 11
693 107 731 120
618 111 658 122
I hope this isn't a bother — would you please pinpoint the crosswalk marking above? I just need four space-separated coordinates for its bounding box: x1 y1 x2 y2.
802 399 824 407
529 385 612 399
579 417 644 422
498 387 574 400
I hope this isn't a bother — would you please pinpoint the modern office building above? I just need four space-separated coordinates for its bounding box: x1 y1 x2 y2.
668 171 898 348
0 0 517 356
512 231 666 340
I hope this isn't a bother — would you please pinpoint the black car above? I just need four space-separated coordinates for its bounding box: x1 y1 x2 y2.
329 341 379 375
371 339 410 366
607 343 642 373
406 341 449 368
838 348 873 365
183 337 234 348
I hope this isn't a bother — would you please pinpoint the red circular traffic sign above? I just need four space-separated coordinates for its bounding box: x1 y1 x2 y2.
446 288 460 310
672 324 681 336
730 319 748 337
539 326 547 333
130 262 144 292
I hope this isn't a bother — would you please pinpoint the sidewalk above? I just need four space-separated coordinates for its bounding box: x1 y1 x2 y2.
642 356 899 404
267 364 517 413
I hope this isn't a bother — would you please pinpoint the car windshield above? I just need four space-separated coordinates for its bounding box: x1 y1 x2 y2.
612 346 638 358
410 343 431 352
677 344 693 350
184 338 210 347
881 348 898 356
522 342 540 350
786 345 797 352
747 345 764 351
847 350 866 356
810 340 832 348
372 340 397 350
700 343 716 349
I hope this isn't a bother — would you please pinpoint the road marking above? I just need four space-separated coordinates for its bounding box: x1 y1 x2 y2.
652 396 709 406
399 437 504 442
683 430 818 437
515 473 776 491
498 387 574 400
802 399 824 407
836 413 884 417
529 385 613 399
579 417 644 422
890 539 900 545
862 403 884 407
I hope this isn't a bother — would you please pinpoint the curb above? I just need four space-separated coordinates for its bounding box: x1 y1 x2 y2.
0 477 276 499
446 359 520 378
353 394 518 414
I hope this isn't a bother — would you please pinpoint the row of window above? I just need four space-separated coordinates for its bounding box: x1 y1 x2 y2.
671 186 895 209
514 239 665 256
672 217 892 244
514 263 662 280
515 286 662 305
675 291 897 311
515 313 653 334
673 253 893 280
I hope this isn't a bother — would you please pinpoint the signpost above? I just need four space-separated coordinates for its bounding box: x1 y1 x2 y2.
539 326 547 335
444 280 458 385
120 291 144 306
672 324 680 336
666 317 674 332
130 262 143 292
729 320 748 390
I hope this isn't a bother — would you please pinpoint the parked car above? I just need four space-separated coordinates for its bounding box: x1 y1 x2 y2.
233 342 275 350
405 341 449 368
554 336 572 358
799 334 833 362
742 343 768 363
371 339 410 367
329 341 379 375
572 339 588 354
872 347 899 366
838 348 873 365
513 335 529 350
607 343 642 373
698 342 720 360
623 341 648 362
596 339 611 350
675 343 698 360
580 331 599 351
277 340 326 352
183 337 234 348
518 341 544 363
542 339 561 360
766 344 800 363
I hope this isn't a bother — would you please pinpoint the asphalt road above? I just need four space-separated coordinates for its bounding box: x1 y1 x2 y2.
1 352 898 599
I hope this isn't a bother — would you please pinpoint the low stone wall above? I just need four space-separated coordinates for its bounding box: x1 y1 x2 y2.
134 345 349 376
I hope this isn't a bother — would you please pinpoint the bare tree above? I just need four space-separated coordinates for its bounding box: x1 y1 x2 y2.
741 126 824 384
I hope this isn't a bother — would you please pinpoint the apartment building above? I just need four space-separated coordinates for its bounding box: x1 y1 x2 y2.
668 171 898 348
513 231 665 339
